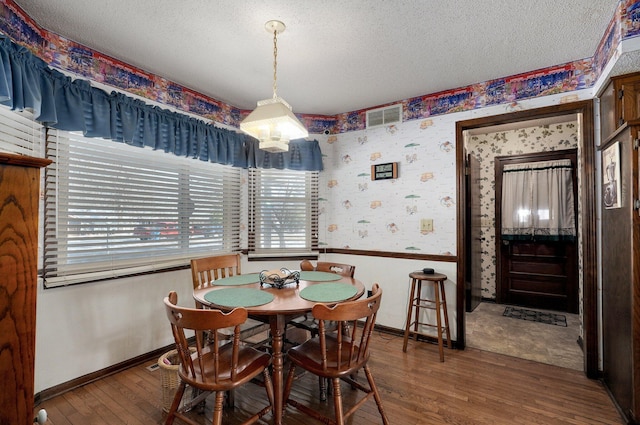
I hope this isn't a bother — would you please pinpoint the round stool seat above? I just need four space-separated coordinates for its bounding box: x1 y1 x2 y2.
408 271 448 282
402 271 451 361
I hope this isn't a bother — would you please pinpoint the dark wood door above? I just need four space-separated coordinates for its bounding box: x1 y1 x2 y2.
495 149 579 313
465 153 482 312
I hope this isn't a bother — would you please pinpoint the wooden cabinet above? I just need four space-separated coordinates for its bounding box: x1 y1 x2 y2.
600 72 640 140
0 153 50 425
599 71 640 424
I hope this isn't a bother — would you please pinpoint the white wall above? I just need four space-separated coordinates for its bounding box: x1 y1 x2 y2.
34 270 190 392
318 253 458 333
30 258 322 391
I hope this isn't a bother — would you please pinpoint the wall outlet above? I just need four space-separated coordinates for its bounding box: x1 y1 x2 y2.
420 218 433 232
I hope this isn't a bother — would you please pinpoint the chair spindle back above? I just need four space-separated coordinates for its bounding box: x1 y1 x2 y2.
164 291 247 384
312 283 381 372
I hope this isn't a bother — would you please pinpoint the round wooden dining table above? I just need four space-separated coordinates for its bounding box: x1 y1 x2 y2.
193 270 366 425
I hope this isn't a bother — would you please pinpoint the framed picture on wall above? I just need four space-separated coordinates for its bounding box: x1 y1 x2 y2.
602 141 621 209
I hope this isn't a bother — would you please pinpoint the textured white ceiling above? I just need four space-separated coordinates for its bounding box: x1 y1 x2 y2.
13 0 620 116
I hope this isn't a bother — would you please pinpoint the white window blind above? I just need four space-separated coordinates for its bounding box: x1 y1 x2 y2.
248 168 318 256
0 107 43 157
43 130 242 287
0 106 46 272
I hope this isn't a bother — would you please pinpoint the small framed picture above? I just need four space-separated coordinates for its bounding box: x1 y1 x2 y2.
602 141 621 209
371 162 398 181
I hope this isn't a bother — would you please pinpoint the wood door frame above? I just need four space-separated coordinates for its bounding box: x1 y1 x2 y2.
494 149 579 312
455 100 598 378
465 152 482 312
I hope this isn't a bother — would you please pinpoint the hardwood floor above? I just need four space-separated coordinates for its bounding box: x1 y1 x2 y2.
36 331 623 424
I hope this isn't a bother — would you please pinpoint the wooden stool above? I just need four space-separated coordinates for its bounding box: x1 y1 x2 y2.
402 271 451 361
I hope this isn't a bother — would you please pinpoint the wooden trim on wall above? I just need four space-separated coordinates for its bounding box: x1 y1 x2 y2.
326 248 457 262
455 100 598 378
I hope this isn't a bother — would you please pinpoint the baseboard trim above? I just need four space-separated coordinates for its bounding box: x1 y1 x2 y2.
374 323 461 350
35 343 175 405
36 324 461 404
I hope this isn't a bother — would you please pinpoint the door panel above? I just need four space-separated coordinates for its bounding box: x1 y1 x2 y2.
500 240 577 312
495 150 578 313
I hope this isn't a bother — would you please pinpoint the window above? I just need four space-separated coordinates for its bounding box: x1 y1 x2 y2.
248 168 318 256
43 130 242 287
501 159 575 241
0 107 43 157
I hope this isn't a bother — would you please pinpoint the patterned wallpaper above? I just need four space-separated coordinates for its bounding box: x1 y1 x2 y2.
316 116 580 294
317 114 460 256
466 122 579 299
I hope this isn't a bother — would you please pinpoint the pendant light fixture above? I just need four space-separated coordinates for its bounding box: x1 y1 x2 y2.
240 20 308 153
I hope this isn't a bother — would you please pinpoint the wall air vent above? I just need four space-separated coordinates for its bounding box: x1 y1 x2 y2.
366 104 402 129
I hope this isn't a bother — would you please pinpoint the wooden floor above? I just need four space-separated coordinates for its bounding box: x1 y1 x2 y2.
36 331 623 425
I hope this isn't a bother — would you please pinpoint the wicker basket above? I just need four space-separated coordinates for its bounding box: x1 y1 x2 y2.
158 348 195 413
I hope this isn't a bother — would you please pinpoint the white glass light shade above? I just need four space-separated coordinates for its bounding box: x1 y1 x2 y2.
240 96 308 153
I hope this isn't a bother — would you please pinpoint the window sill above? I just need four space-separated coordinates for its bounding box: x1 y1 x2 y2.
247 252 318 262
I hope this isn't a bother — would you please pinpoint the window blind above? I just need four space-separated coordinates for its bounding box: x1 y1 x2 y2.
0 107 43 157
43 130 241 287
248 168 318 256
0 106 46 272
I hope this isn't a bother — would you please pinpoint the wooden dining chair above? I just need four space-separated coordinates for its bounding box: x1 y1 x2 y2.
300 259 356 278
163 291 274 425
190 254 270 345
283 284 389 425
292 260 356 338
289 260 358 400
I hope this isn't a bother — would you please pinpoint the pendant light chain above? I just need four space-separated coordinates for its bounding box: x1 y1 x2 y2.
272 29 278 99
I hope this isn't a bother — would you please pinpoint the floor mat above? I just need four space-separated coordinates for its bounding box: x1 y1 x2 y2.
502 306 567 327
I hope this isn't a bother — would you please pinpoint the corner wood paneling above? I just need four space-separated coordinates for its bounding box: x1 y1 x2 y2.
600 123 640 423
601 128 633 419
0 153 50 425
634 122 640 422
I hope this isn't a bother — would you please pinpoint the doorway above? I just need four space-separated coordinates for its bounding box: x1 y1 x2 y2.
455 101 598 378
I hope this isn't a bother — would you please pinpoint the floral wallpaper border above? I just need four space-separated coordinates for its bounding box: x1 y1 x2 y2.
0 0 637 134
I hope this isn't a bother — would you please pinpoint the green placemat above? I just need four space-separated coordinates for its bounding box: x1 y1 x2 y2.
299 283 358 303
299 271 343 282
204 288 274 307
212 273 260 286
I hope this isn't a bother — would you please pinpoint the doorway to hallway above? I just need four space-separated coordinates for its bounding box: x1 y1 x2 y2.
455 101 597 377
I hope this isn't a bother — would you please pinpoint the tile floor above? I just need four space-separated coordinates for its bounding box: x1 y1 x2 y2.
465 302 584 371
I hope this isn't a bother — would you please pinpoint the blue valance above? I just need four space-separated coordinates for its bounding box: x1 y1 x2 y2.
247 138 324 171
0 35 323 171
